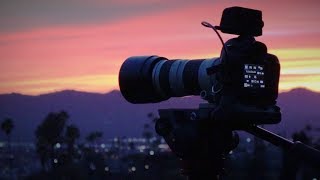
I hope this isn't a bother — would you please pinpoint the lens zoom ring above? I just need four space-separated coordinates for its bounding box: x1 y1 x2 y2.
183 60 204 95
159 60 176 96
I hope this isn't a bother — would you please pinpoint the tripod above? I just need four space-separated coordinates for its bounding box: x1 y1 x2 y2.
155 106 320 180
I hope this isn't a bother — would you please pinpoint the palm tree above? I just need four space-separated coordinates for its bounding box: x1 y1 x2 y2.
281 128 313 179
86 133 96 145
146 112 161 150
95 131 103 142
1 118 14 178
1 118 14 153
35 111 69 170
65 124 80 162
142 123 153 142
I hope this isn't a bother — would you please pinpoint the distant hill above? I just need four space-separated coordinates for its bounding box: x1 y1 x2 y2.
0 88 319 142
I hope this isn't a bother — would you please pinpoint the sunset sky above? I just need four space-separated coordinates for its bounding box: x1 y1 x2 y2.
0 0 319 95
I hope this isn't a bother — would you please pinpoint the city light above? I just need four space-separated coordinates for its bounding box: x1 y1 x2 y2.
246 138 251 143
131 166 136 172
158 144 169 150
137 145 146 152
104 167 109 172
89 163 96 171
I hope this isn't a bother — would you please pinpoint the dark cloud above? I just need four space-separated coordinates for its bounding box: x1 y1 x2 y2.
0 0 212 32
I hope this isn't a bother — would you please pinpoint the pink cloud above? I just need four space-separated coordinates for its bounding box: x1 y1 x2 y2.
0 1 319 94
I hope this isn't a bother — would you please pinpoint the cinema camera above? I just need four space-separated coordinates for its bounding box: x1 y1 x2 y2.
119 6 320 180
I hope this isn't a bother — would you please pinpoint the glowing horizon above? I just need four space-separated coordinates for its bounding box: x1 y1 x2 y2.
0 0 319 95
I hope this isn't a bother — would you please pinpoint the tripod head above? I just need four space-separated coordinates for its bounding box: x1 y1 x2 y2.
155 105 239 178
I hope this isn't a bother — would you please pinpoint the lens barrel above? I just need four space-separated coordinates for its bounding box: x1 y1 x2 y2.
119 56 219 104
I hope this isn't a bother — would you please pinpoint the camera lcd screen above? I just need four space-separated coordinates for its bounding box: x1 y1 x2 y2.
243 64 265 88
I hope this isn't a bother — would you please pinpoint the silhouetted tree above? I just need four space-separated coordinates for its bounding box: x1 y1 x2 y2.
1 118 14 153
35 111 69 170
95 131 103 140
292 131 310 144
65 124 80 162
1 118 14 178
281 125 313 180
146 112 162 151
36 136 50 171
147 112 158 123
86 131 103 148
142 123 152 143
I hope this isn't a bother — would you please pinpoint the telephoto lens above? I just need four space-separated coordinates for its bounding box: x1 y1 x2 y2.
118 56 220 104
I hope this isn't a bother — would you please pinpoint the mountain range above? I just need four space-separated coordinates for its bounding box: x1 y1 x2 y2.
0 88 319 142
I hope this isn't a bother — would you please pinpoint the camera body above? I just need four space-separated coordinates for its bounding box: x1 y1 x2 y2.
118 6 281 128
